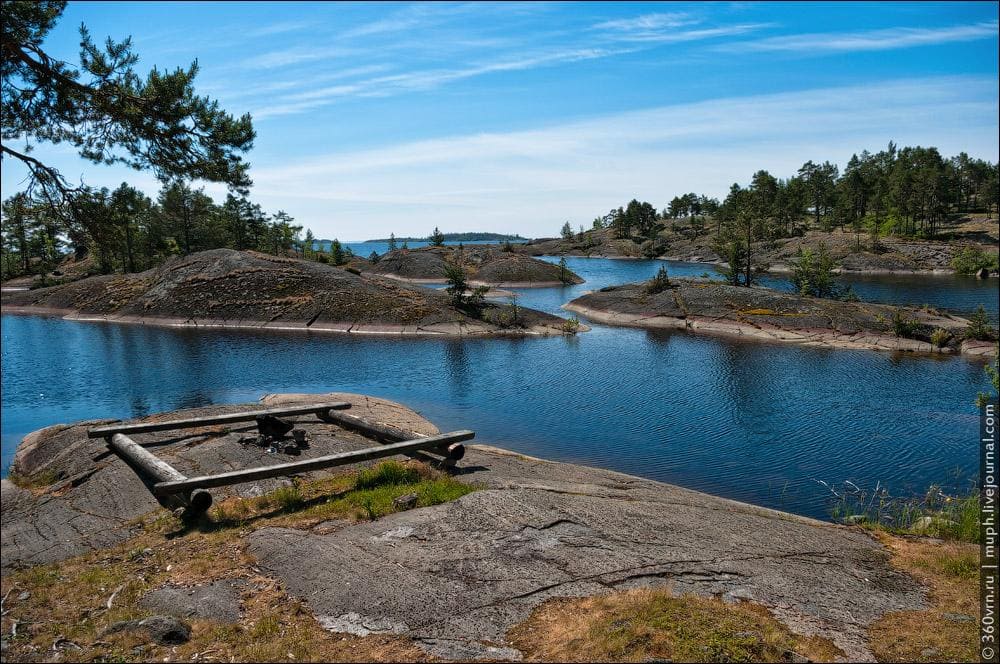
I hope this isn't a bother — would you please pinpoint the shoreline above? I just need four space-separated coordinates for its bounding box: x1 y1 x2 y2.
0 305 584 337
0 393 933 661
541 252 998 276
373 272 571 289
563 300 997 359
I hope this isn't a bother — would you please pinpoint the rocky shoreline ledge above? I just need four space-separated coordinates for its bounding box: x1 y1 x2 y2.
565 279 997 358
0 249 581 338
1 393 930 661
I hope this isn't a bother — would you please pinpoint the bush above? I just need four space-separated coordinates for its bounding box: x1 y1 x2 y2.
561 316 581 334
966 305 994 341
930 328 952 348
890 309 920 338
444 263 469 307
644 264 670 294
977 347 999 408
951 247 998 275
791 244 839 299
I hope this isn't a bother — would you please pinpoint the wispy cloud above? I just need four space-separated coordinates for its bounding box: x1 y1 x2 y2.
244 76 998 237
619 23 773 44
721 21 999 54
593 12 696 33
340 2 484 38
245 20 316 38
253 47 634 118
591 11 770 44
243 45 361 70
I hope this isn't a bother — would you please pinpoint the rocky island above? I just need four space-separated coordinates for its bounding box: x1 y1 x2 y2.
0 249 582 337
565 278 997 357
367 245 584 287
520 215 999 275
0 392 968 663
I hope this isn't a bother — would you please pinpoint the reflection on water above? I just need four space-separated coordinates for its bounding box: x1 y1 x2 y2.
1 257 994 520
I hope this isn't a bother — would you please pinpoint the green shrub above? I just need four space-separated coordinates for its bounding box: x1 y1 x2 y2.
890 309 920 338
561 316 581 334
644 264 670 295
930 328 952 348
951 247 998 275
791 244 839 298
966 305 994 341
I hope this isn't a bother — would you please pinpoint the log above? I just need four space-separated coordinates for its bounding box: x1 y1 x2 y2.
108 433 212 512
153 430 475 496
317 409 466 460
88 402 351 439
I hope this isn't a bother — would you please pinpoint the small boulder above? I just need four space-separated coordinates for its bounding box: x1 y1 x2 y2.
911 516 957 533
392 493 419 510
977 267 990 279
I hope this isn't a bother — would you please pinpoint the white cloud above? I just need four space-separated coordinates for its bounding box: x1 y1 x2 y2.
593 12 696 33
721 21 999 54
4 73 995 240
252 48 635 118
617 23 773 44
242 77 998 238
245 20 316 38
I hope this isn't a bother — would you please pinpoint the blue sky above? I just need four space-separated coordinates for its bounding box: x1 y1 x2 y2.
2 1 998 240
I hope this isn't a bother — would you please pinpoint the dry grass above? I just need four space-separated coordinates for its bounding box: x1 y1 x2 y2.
0 461 473 662
868 533 978 662
508 587 843 663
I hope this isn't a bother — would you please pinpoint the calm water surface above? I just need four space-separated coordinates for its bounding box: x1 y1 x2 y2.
1 257 995 520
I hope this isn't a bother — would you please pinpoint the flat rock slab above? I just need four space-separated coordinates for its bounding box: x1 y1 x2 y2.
1 393 441 572
139 580 245 623
248 445 924 662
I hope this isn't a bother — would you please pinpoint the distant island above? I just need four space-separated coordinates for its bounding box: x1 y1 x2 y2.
364 233 528 243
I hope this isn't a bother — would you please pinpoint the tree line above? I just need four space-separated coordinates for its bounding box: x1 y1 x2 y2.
562 142 997 286
1 183 304 279
707 143 998 286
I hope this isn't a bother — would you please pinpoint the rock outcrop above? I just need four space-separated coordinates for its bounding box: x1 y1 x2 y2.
565 279 996 357
0 249 580 337
518 215 1000 275
368 245 583 286
2 393 924 661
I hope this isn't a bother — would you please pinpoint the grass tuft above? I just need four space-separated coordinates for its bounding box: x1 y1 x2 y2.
509 587 842 662
826 481 980 543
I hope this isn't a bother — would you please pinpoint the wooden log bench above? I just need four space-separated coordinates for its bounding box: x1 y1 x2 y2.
86 402 473 516
87 402 352 438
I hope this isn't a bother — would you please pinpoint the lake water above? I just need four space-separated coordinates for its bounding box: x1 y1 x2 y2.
1 257 996 520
